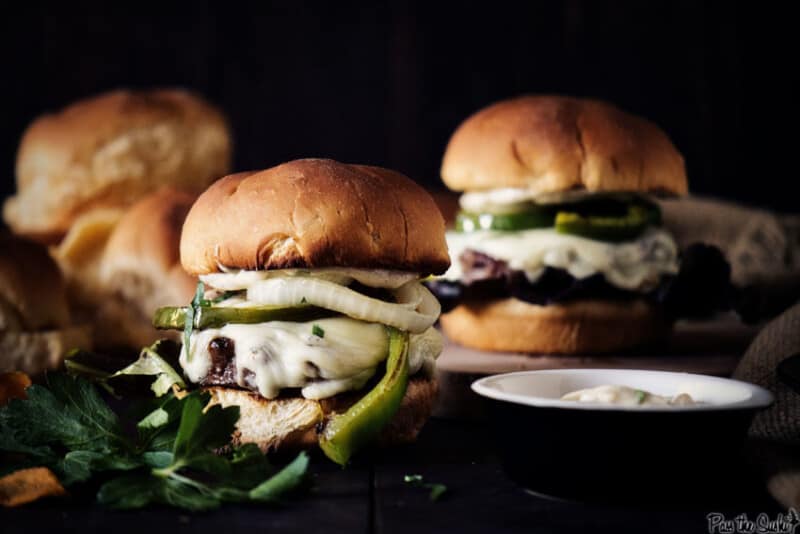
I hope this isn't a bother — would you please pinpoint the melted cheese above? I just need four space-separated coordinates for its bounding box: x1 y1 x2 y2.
181 317 441 400
201 268 419 291
443 227 678 291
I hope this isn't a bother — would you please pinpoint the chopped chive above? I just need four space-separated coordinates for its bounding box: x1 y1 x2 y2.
312 324 325 338
634 389 646 404
184 282 206 361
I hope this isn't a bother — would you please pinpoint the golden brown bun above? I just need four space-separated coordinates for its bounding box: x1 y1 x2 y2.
0 234 92 374
440 298 670 354
87 188 197 349
0 235 70 331
0 326 92 375
441 95 687 196
54 208 126 314
4 89 232 241
206 375 438 452
181 159 450 275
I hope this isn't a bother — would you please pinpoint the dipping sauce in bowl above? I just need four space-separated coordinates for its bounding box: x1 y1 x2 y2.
472 369 773 502
560 385 696 406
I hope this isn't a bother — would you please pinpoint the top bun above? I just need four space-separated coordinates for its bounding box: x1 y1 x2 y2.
181 159 450 275
441 95 687 196
0 234 70 332
101 187 197 319
4 89 232 242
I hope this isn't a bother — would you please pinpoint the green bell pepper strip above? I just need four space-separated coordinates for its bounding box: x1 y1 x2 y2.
455 209 555 232
152 305 334 331
554 204 657 242
319 327 409 465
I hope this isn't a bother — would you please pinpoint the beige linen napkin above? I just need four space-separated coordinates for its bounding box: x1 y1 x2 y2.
734 302 800 508
659 196 800 287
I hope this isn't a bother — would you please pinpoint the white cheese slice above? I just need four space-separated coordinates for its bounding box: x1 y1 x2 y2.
443 227 678 291
181 317 441 400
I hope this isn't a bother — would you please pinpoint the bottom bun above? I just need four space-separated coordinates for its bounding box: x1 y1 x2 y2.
0 325 92 375
206 375 438 452
440 298 670 354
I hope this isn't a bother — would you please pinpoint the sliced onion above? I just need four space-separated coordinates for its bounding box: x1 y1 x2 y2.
247 278 439 333
201 268 419 291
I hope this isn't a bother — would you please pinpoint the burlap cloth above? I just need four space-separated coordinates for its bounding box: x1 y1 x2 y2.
732 304 800 509
661 196 800 507
659 196 800 286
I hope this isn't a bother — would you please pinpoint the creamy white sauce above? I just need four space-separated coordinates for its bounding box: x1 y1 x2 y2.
181 318 441 400
561 385 696 406
442 226 678 291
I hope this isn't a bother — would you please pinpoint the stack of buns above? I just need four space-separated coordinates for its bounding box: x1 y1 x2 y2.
1 89 232 371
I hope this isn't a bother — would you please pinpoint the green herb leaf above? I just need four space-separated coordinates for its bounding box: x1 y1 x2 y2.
403 474 448 502
211 290 240 304
112 341 186 396
0 374 130 483
171 393 239 460
249 452 309 502
1 373 311 511
312 324 325 338
137 394 183 450
634 389 647 404
427 483 447 501
97 473 162 510
141 451 174 469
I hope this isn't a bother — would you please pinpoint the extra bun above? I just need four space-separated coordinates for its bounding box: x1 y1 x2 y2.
0 234 91 374
206 375 438 452
440 298 669 354
441 95 687 196
181 159 450 275
84 188 197 349
0 235 70 332
4 89 231 242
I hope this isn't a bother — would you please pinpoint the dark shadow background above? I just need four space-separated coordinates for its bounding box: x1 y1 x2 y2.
1 1 764 209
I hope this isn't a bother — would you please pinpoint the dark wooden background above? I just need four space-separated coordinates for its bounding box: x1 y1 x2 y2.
1 1 766 209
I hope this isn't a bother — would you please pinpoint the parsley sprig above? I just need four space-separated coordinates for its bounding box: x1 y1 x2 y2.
0 374 309 510
404 474 448 501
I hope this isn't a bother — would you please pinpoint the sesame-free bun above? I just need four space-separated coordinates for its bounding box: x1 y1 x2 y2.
441 95 687 196
0 235 70 332
206 375 438 452
181 159 451 276
0 234 91 374
3 89 232 242
440 298 669 354
92 187 197 349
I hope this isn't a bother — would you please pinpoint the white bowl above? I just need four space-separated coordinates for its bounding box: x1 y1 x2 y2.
472 368 774 412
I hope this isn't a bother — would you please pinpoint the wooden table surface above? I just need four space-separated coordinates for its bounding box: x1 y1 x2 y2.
1 416 780 534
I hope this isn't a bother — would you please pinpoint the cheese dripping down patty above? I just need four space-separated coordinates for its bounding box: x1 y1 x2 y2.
181 269 442 400
443 226 678 292
181 319 441 400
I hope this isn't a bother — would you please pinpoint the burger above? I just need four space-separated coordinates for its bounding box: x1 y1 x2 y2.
153 158 449 463
429 95 729 354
